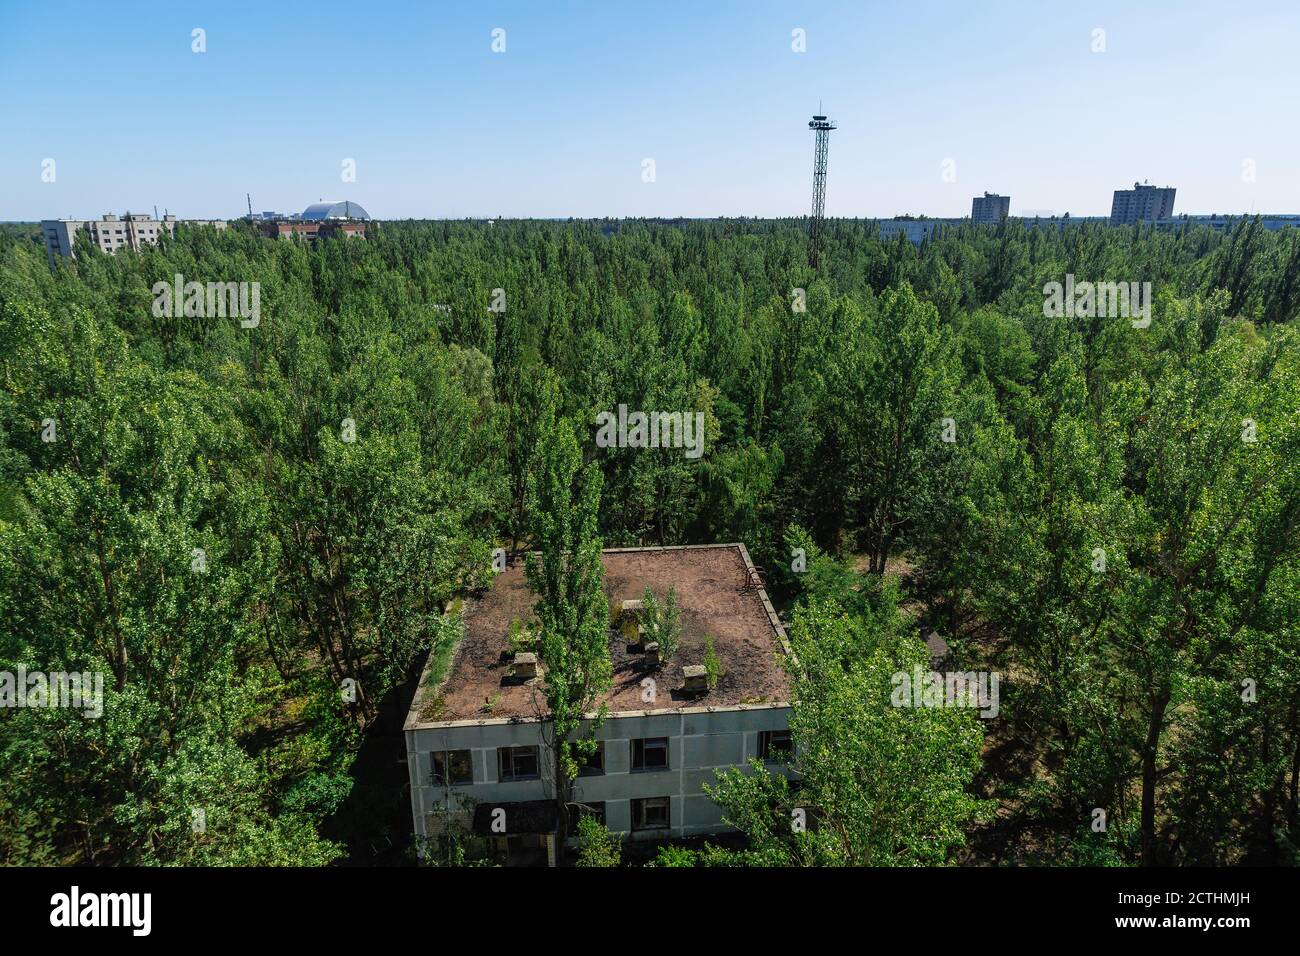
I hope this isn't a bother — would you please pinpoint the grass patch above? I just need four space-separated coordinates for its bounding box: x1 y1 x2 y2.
422 608 465 691
414 608 466 723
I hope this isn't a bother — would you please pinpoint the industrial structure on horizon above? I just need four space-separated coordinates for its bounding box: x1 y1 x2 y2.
257 200 372 244
807 112 836 268
38 159 1294 265
40 200 373 266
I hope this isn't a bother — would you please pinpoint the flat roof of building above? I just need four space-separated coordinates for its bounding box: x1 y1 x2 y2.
406 543 791 728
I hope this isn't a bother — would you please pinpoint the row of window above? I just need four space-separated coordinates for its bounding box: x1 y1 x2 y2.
565 798 670 831
428 730 792 787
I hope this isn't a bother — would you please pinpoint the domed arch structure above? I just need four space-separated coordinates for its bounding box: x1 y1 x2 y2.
301 200 371 221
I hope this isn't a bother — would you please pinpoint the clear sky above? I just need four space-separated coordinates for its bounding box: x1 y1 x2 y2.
3 0 1298 221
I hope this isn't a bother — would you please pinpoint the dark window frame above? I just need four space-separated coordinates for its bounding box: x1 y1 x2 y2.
631 736 669 772
430 748 474 786
497 745 540 781
577 741 605 777
631 796 671 831
758 729 793 763
568 801 607 830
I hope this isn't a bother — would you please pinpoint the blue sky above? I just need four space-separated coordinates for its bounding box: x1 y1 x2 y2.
3 0 1298 220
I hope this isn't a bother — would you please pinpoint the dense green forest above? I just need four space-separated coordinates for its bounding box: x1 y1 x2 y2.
1 216 1297 866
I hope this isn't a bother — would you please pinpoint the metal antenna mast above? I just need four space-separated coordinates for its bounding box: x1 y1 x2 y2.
808 111 836 268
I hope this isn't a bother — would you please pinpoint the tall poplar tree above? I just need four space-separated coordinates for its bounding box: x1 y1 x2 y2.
525 416 612 852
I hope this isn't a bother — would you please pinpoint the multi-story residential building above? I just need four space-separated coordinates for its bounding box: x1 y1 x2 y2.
1110 181 1176 225
878 218 960 246
403 543 792 866
262 220 367 242
1149 214 1300 233
41 213 227 267
971 192 1010 225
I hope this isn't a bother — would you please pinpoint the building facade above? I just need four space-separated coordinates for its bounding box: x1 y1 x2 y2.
1110 182 1176 225
262 220 366 243
878 219 959 246
408 703 793 862
41 213 227 267
404 544 793 864
971 192 1010 224
1149 214 1300 233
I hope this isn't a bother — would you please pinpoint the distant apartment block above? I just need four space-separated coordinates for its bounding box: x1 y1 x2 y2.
877 210 1295 246
404 544 792 866
971 192 1010 225
41 213 227 267
1110 181 1176 225
1149 214 1300 234
879 219 959 246
262 220 367 243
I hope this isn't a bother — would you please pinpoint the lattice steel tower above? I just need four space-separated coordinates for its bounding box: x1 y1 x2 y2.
807 112 836 267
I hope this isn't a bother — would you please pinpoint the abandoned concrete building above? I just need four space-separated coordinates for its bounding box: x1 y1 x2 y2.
403 543 793 865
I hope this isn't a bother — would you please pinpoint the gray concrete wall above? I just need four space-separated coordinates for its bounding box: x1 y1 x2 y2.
40 217 228 266
41 220 83 266
408 705 793 843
